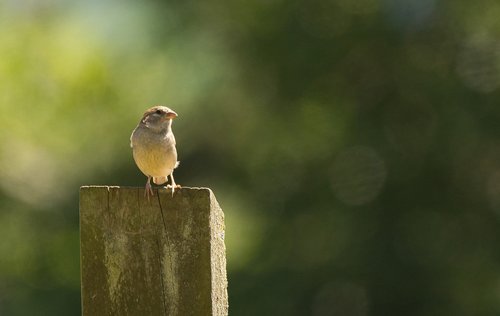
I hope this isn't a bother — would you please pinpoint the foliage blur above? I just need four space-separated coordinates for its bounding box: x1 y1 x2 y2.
2 0 500 315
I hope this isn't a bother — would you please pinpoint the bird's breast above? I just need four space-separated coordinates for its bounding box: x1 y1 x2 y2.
131 127 177 177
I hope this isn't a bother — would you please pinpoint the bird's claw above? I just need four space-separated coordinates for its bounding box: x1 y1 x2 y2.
166 184 181 197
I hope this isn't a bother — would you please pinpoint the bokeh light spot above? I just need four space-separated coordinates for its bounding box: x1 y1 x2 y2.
312 282 369 316
330 146 387 205
456 36 500 93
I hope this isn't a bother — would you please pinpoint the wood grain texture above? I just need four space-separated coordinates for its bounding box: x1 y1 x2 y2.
80 186 228 316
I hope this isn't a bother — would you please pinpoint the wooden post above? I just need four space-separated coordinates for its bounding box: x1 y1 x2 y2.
79 186 228 316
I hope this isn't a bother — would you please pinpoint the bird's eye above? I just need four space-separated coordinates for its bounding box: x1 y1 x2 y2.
155 110 162 115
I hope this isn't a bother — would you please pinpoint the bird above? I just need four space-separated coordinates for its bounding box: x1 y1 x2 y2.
130 105 180 198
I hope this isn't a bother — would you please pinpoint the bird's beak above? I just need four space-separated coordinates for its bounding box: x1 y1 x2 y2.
166 111 178 119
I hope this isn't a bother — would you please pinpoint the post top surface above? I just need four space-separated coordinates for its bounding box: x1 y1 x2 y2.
80 185 214 194
81 185 211 190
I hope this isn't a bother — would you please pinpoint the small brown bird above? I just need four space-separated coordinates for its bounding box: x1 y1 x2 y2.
130 106 180 198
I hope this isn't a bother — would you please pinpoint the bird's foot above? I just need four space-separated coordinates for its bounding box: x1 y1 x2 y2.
144 181 154 200
166 184 181 197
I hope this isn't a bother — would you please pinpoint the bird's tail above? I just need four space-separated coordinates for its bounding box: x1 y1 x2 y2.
153 176 168 185
153 162 179 185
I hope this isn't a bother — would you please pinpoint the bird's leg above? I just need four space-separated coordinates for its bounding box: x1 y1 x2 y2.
145 176 154 200
167 172 181 196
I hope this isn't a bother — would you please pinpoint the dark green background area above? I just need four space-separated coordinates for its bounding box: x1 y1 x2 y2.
1 0 500 315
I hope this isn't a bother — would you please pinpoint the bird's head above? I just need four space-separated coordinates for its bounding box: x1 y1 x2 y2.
141 105 178 130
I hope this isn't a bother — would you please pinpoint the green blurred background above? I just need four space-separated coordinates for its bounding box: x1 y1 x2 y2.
2 0 500 315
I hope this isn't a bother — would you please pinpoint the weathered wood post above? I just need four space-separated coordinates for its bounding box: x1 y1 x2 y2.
79 186 228 316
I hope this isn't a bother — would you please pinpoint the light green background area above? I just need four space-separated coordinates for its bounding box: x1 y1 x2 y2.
1 0 500 315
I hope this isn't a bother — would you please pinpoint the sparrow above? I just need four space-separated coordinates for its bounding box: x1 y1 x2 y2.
130 105 180 198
